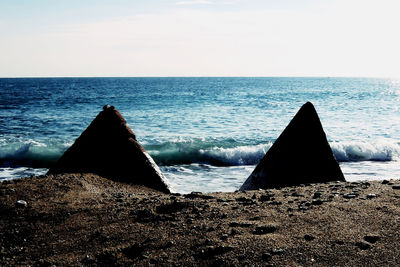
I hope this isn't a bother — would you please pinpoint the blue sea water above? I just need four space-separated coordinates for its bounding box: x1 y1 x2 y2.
0 77 399 193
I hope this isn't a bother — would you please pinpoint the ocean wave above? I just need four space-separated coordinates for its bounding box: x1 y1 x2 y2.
330 140 400 162
0 141 68 168
0 138 398 168
151 140 399 166
199 144 271 166
150 144 271 166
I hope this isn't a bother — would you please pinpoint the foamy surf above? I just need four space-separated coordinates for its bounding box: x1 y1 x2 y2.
330 140 400 162
148 140 400 166
1 139 399 170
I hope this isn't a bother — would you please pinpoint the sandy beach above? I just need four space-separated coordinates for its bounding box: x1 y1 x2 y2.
1 173 400 266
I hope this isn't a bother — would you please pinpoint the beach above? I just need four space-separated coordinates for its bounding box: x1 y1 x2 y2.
1 173 400 266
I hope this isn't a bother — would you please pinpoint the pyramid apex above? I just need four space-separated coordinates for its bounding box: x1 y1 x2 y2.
302 101 314 109
298 102 317 114
304 101 313 106
103 104 115 111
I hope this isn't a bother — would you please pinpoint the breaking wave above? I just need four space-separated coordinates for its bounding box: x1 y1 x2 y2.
150 139 399 166
0 138 399 168
148 141 272 166
330 140 400 162
0 140 69 168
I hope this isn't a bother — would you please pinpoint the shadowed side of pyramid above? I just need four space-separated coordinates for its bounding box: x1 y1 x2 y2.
240 102 345 190
48 105 171 193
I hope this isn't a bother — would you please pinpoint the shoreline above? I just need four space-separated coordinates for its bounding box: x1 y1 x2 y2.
2 161 400 194
1 173 400 266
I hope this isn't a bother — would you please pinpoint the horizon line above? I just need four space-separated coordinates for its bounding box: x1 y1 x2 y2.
0 75 397 79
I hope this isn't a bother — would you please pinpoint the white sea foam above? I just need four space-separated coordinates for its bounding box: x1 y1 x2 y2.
2 138 398 169
199 143 272 166
0 140 68 167
198 140 400 166
0 167 47 181
330 140 400 162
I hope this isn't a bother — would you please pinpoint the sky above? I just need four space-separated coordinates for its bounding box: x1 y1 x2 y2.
0 0 400 77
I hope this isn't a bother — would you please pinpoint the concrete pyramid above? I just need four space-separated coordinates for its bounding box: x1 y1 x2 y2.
240 102 345 190
48 105 170 193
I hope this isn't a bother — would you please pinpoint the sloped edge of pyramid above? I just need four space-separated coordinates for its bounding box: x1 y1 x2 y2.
142 151 172 193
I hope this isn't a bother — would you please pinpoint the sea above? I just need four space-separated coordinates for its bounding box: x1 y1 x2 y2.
0 77 399 193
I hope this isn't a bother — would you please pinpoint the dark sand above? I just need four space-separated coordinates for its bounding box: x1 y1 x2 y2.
1 173 400 266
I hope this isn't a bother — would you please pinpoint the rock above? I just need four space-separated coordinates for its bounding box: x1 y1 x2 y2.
230 228 240 235
95 250 119 265
261 252 272 261
392 185 400 190
156 201 189 214
270 201 282 205
298 206 309 211
343 194 356 199
259 194 273 201
185 192 214 200
36 259 52 267
311 199 323 205
48 106 170 193
271 248 284 255
166 241 175 247
366 194 377 199
229 222 253 228
356 241 371 250
195 245 234 258
236 197 256 205
304 234 315 241
220 234 228 241
240 102 345 190
381 180 389 184
361 182 371 187
364 235 380 244
291 191 303 197
236 197 250 202
122 244 145 259
253 224 277 235
15 200 27 208
313 192 322 199
132 209 159 223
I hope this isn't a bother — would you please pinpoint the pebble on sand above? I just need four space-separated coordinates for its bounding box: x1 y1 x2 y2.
15 200 27 208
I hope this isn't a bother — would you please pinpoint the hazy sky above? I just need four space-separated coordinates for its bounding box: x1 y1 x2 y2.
1 0 399 77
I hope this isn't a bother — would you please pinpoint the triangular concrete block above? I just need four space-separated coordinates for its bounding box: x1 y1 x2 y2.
240 102 345 190
48 105 170 193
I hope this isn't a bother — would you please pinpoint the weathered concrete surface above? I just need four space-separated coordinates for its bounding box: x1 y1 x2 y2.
241 102 345 190
48 105 170 193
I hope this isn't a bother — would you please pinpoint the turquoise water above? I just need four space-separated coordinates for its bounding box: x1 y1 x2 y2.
0 77 399 193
